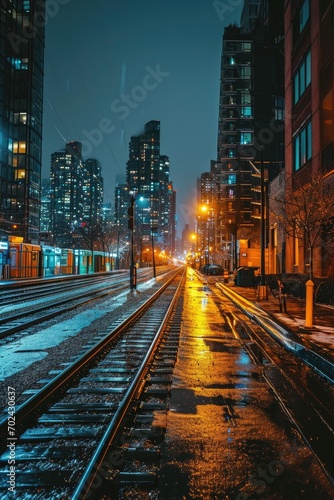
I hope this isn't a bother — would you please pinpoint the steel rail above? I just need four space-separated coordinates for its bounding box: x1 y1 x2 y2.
71 268 185 499
0 267 183 448
0 269 166 339
216 282 334 383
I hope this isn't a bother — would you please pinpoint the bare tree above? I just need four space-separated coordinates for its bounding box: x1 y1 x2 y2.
77 222 104 272
272 174 334 279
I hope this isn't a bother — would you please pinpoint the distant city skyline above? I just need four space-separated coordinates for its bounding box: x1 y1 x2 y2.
42 0 244 234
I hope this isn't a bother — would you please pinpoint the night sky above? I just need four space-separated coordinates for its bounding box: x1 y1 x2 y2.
42 0 244 234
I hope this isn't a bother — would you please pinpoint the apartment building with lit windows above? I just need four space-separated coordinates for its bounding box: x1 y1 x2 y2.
216 24 256 270
126 121 175 252
215 1 285 271
284 0 334 276
50 141 103 248
0 0 45 242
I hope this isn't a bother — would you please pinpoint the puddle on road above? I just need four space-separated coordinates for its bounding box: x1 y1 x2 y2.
156 269 334 499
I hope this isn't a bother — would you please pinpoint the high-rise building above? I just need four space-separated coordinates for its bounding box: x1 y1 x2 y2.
216 24 256 270
0 0 45 242
114 175 129 230
83 158 103 227
196 170 216 264
215 2 285 271
283 0 334 276
126 120 175 252
240 0 262 29
168 182 177 257
50 141 103 248
50 142 85 247
40 178 51 233
102 203 113 229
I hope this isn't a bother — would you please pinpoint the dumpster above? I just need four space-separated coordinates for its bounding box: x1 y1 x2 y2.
236 267 259 287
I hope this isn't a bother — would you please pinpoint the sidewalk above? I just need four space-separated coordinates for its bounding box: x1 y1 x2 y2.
222 280 334 361
156 269 333 498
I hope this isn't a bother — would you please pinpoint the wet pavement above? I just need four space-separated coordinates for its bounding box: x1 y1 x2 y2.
155 268 333 499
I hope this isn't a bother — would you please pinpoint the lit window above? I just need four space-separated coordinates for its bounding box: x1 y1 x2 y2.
274 97 284 120
19 142 26 153
293 121 312 171
241 132 252 144
241 93 251 104
8 58 28 70
241 67 251 78
228 174 236 184
241 106 252 117
14 112 28 124
299 0 310 33
293 50 311 105
241 42 252 52
15 170 26 179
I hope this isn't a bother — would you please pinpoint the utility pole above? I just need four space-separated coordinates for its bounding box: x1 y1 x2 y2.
151 226 157 278
128 195 136 289
258 148 268 300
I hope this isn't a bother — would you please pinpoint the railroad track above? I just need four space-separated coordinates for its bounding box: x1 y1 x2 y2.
0 272 127 306
0 269 163 340
0 267 184 498
211 282 334 486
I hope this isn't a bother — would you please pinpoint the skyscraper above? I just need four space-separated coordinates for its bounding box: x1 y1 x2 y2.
0 0 45 242
216 24 256 270
215 2 285 271
126 120 174 251
114 175 129 230
50 141 103 248
83 158 103 227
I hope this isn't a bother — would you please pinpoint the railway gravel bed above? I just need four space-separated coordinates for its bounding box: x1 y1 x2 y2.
0 271 176 415
0 268 184 498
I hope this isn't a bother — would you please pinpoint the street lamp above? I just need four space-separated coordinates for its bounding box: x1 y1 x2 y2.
128 194 136 290
200 205 209 266
200 204 215 266
151 226 158 278
138 196 145 265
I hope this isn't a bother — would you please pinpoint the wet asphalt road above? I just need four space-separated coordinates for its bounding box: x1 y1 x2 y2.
155 269 333 499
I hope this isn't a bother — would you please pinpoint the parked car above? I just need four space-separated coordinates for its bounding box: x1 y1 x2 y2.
200 264 225 276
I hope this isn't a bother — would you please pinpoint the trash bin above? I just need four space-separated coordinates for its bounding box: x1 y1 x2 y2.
236 267 257 287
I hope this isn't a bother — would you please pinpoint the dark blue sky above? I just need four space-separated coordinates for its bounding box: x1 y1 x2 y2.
42 0 243 232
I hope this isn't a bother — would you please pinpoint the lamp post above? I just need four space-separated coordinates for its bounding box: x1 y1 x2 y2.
128 194 136 290
260 149 265 285
139 196 145 266
191 233 197 268
151 226 157 278
200 205 209 266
